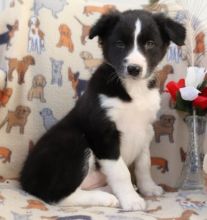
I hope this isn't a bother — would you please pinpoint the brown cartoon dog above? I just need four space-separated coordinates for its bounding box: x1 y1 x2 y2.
156 210 198 220
80 51 103 73
6 55 35 84
0 105 31 134
28 74 46 103
57 24 74 52
0 20 19 49
68 67 88 99
0 88 13 107
23 199 48 211
74 16 91 45
151 157 169 173
0 147 12 163
194 32 205 54
156 64 174 92
83 4 117 16
153 114 175 143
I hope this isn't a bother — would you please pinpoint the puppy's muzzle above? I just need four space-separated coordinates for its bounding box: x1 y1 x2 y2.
127 64 142 77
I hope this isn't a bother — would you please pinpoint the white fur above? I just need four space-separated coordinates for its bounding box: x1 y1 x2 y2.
125 19 147 78
99 157 146 211
100 79 160 165
99 78 163 202
28 16 45 54
59 188 119 208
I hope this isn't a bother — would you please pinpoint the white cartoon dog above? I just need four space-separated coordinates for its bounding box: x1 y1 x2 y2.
28 16 45 54
32 0 68 18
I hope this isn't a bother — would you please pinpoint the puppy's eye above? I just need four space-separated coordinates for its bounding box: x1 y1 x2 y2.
115 40 125 49
145 40 155 49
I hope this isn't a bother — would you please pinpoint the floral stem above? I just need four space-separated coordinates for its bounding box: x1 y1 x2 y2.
193 107 197 148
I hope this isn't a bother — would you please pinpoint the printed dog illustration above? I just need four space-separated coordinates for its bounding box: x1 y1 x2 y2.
80 51 102 73
32 0 68 18
0 88 13 107
0 20 18 49
40 108 58 130
28 74 46 103
0 176 18 183
6 55 35 84
153 114 175 143
151 157 169 173
156 210 198 220
74 16 91 45
50 58 63 87
167 42 182 63
10 0 23 7
0 147 12 163
57 24 74 52
0 105 31 134
156 64 174 92
68 67 88 99
194 32 205 54
177 198 206 210
23 199 48 211
143 2 168 13
28 16 45 54
83 4 117 16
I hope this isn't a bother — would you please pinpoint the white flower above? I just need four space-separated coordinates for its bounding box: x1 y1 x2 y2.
179 66 206 101
185 66 206 88
180 86 200 101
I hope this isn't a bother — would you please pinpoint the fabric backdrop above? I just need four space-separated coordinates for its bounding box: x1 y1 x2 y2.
0 0 207 190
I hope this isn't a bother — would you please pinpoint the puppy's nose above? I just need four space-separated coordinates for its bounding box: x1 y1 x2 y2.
127 64 142 76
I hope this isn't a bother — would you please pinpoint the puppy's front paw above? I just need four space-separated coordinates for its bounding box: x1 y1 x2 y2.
120 192 146 211
140 184 163 197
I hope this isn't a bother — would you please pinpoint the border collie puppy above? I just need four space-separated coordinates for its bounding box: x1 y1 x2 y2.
20 10 185 211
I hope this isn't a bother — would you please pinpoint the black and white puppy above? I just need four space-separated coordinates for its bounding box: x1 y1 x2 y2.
20 10 185 211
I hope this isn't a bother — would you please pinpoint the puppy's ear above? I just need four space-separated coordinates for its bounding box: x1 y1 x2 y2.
153 13 186 46
89 11 120 41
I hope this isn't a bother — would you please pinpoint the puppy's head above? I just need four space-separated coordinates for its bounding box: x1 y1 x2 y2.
160 114 175 126
89 10 185 79
59 24 71 36
23 55 35 65
28 16 40 28
40 108 53 117
163 64 174 74
15 105 31 118
33 75 46 87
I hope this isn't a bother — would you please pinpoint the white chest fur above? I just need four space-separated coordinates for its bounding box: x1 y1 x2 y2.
99 79 161 165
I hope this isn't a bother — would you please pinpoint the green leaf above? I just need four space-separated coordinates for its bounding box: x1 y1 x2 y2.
175 92 193 114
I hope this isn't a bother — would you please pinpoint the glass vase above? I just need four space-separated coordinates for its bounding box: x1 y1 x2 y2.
178 114 206 191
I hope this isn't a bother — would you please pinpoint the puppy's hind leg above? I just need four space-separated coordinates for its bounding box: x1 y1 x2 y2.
58 188 119 208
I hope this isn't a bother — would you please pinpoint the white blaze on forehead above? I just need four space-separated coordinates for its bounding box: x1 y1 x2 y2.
125 18 147 77
134 19 141 48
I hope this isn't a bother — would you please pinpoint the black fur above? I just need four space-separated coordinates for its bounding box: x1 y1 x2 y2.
20 9 185 203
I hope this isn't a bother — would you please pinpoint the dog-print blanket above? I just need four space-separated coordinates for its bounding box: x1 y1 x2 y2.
0 0 207 219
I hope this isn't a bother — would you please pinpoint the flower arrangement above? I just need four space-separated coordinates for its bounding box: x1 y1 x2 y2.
166 66 207 116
